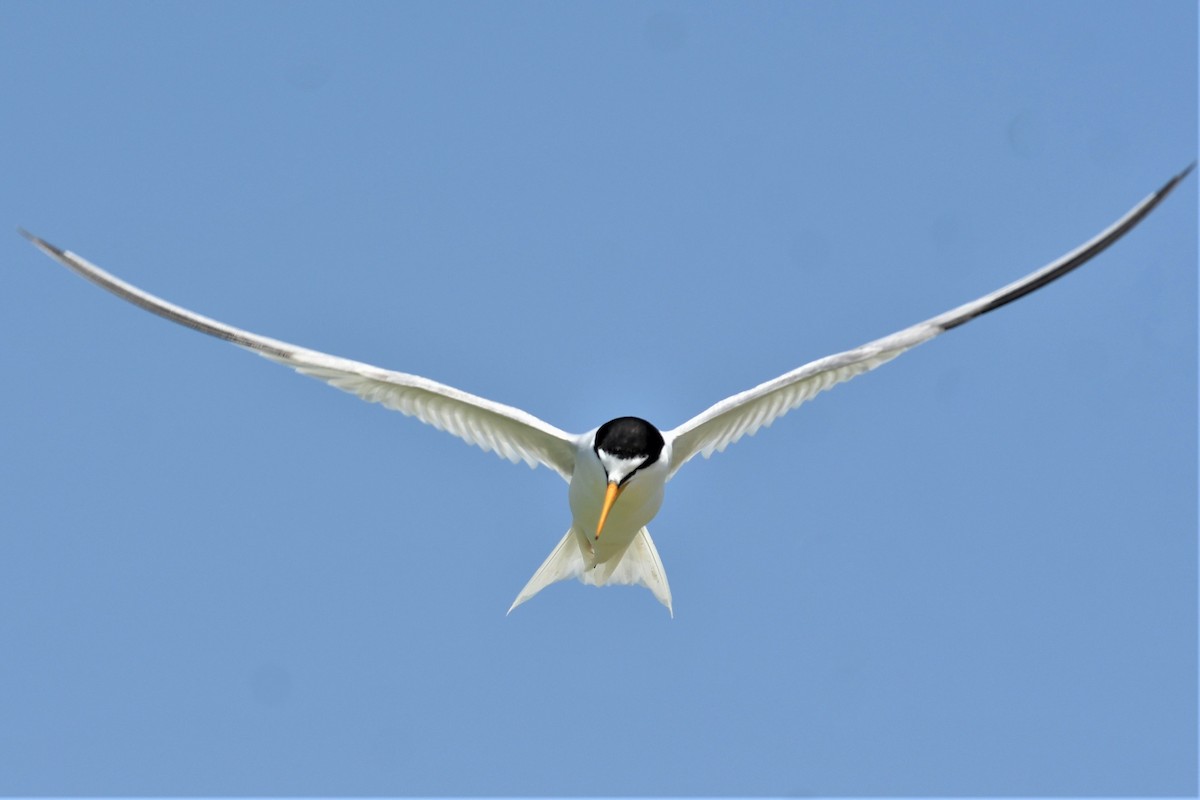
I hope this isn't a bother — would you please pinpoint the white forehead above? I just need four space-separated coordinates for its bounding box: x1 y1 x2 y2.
596 449 646 484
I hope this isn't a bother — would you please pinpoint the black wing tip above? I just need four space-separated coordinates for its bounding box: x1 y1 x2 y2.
16 227 67 258
1162 161 1196 195
1133 162 1195 224
14 164 1189 274
936 164 1193 334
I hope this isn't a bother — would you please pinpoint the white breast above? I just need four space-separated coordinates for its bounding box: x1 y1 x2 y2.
567 444 668 567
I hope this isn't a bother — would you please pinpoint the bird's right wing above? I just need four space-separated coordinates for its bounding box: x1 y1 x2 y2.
20 231 579 480
666 164 1194 478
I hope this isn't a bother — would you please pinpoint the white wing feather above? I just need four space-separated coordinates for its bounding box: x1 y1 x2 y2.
20 233 578 480
666 164 1194 477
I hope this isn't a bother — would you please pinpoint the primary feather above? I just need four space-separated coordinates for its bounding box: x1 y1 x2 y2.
665 163 1194 477
17 230 578 480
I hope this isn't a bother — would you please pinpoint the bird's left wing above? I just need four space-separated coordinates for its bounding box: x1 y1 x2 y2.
20 231 579 480
666 164 1193 478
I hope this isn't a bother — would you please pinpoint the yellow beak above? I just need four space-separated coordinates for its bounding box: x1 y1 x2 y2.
595 481 622 540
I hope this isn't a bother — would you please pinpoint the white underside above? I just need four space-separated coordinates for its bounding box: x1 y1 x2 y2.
507 526 673 617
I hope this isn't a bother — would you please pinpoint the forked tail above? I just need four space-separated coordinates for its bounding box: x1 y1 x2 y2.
507 527 673 616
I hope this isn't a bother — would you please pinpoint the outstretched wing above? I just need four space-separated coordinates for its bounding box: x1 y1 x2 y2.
20 232 579 480
666 164 1194 477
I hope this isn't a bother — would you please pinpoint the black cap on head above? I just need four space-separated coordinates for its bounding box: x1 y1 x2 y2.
594 417 665 466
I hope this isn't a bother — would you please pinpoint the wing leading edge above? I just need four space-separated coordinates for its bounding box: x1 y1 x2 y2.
19 230 578 480
666 164 1194 476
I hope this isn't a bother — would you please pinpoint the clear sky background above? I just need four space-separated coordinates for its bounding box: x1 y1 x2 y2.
1 1 1195 796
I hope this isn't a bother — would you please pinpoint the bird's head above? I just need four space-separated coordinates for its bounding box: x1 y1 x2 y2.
592 416 665 540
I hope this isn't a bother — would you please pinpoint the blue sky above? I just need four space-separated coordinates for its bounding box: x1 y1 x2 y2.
1 1 1195 795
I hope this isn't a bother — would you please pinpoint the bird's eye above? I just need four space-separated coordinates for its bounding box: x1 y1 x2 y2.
617 460 650 486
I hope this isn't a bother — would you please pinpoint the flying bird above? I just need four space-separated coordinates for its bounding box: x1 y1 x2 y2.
19 165 1193 616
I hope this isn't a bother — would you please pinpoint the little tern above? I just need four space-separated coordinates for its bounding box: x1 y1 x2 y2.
19 165 1192 616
